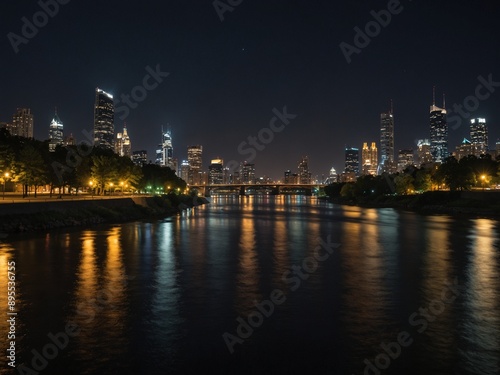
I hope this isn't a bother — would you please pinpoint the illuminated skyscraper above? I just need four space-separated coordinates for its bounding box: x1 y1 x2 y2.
187 145 203 184
132 150 148 166
241 162 256 184
470 118 488 156
397 149 414 172
298 156 311 184
344 147 359 175
362 142 377 175
115 125 131 157
10 108 34 138
208 158 224 184
429 90 448 163
417 139 432 167
179 160 190 182
93 88 114 150
48 109 63 152
379 106 395 174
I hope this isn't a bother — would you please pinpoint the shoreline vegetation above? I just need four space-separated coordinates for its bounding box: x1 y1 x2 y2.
0 194 209 234
321 190 500 218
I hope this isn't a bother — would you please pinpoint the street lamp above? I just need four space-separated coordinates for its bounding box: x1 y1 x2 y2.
3 172 9 200
89 180 94 198
481 175 486 191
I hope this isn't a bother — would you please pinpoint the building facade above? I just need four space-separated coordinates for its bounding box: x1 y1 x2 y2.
362 142 378 175
115 125 132 157
208 159 224 184
416 139 432 167
379 111 395 174
470 118 488 156
397 149 414 172
132 150 148 166
187 145 203 185
93 88 115 150
10 108 34 138
48 110 63 152
298 156 311 184
344 147 359 176
430 99 448 163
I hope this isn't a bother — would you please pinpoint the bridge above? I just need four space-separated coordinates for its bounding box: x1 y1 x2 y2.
188 183 325 196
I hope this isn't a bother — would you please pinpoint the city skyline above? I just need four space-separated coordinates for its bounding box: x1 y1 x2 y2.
1 1 499 179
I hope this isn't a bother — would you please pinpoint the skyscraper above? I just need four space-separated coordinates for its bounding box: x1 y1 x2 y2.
156 127 175 169
344 147 359 175
10 108 34 138
362 142 377 175
93 88 114 150
470 118 488 156
416 139 432 167
48 109 63 152
115 125 132 157
187 145 203 185
241 162 256 184
379 107 395 174
298 156 311 184
397 149 414 172
429 90 448 163
208 159 224 184
132 150 148 166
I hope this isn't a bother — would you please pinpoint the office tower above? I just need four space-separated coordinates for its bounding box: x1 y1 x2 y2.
453 138 474 160
298 156 311 184
115 125 132 157
132 150 148 166
179 160 190 182
470 118 488 156
11 108 34 138
362 142 378 175
241 162 256 184
344 147 359 175
48 109 63 152
429 90 448 163
379 105 395 174
416 139 432 167
93 88 114 150
208 158 224 184
397 149 414 172
187 145 203 184
156 127 175 169
324 167 338 184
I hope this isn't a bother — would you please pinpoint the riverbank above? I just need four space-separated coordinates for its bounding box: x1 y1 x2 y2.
0 194 209 233
324 191 500 218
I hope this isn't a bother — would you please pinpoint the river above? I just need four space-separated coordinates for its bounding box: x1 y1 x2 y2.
1 195 499 374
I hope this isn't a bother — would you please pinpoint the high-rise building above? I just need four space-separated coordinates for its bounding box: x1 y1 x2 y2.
298 156 311 184
241 162 256 184
48 109 63 152
324 167 338 184
208 158 224 184
132 150 148 166
470 118 488 156
179 160 190 182
156 128 175 169
397 149 414 172
344 147 359 176
453 138 474 160
416 139 432 167
10 108 34 138
362 142 378 175
187 145 203 185
429 91 448 163
115 125 132 157
379 107 395 174
93 88 114 150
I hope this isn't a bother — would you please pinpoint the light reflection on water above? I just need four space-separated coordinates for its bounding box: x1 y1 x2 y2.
0 196 499 374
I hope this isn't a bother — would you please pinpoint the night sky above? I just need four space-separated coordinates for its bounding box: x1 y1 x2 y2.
1 0 499 180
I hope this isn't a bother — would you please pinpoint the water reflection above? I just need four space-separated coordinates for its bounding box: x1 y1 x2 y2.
461 219 500 374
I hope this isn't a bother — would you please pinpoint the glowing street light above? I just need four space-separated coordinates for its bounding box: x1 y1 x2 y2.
3 172 10 200
481 175 486 191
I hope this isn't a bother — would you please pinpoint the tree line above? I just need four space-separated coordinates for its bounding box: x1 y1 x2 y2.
325 154 500 201
0 128 186 197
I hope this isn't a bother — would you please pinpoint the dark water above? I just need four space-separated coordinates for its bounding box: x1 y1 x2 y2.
1 196 499 374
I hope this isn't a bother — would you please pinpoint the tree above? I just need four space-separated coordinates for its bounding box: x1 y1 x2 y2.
394 173 415 195
91 155 119 195
16 145 48 197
